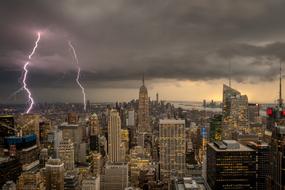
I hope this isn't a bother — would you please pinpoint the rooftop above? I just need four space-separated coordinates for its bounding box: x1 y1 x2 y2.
59 122 79 127
175 177 205 190
248 141 269 148
209 140 254 152
159 119 185 125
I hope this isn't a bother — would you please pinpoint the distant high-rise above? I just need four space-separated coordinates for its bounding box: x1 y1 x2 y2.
39 148 49 168
90 151 102 175
209 114 222 142
45 159 64 190
67 112 78 124
159 119 186 181
58 139 75 171
222 84 249 138
268 125 285 189
156 92 159 103
90 113 100 136
138 75 150 133
266 61 285 131
207 140 256 190
58 122 83 162
126 109 135 127
121 129 129 157
108 109 122 162
248 103 260 125
90 113 100 152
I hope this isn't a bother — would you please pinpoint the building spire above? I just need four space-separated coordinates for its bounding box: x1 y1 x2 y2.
279 60 283 107
142 73 145 86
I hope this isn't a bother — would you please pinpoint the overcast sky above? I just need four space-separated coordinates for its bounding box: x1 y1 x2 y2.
1 0 285 103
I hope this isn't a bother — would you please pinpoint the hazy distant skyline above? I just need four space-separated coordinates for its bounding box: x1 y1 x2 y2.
1 0 285 103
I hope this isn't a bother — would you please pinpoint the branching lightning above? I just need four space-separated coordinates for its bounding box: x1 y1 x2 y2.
23 32 41 114
68 41 86 111
7 87 24 100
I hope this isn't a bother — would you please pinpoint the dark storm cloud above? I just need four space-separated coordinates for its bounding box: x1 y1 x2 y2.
1 0 285 92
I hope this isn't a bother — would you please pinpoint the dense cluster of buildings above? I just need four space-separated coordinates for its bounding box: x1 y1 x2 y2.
0 75 285 190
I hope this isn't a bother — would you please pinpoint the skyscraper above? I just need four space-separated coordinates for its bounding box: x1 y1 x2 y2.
126 109 135 127
58 139 75 171
100 162 129 190
89 151 102 175
138 75 150 133
159 119 186 181
209 114 222 142
248 103 260 125
45 159 64 190
58 122 83 162
207 140 256 190
268 125 285 189
90 113 100 136
108 109 122 162
265 62 285 189
89 113 100 152
222 84 249 138
247 141 270 190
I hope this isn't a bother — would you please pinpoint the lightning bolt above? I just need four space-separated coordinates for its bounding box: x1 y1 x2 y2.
23 32 41 114
68 41 86 111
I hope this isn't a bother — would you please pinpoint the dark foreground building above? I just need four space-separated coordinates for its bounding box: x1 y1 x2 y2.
247 141 270 190
268 125 285 190
0 157 22 187
207 140 256 190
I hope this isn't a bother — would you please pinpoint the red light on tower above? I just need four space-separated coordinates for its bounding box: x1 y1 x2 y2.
282 110 285 116
267 108 273 116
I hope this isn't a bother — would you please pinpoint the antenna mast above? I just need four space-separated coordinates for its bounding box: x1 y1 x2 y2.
279 60 283 107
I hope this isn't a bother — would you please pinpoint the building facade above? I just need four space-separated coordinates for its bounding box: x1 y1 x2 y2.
207 140 256 190
268 125 285 189
108 110 122 163
100 162 128 190
159 119 186 181
247 141 270 190
45 159 64 190
58 139 75 171
222 84 249 139
138 76 150 133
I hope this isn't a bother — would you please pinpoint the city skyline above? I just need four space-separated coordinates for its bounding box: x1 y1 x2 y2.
2 1 285 103
2 1 285 190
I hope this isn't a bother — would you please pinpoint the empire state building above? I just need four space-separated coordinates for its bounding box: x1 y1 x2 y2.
138 75 150 133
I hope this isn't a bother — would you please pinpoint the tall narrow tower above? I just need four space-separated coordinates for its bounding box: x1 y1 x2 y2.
108 109 122 162
156 93 159 103
138 74 150 133
278 60 283 107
